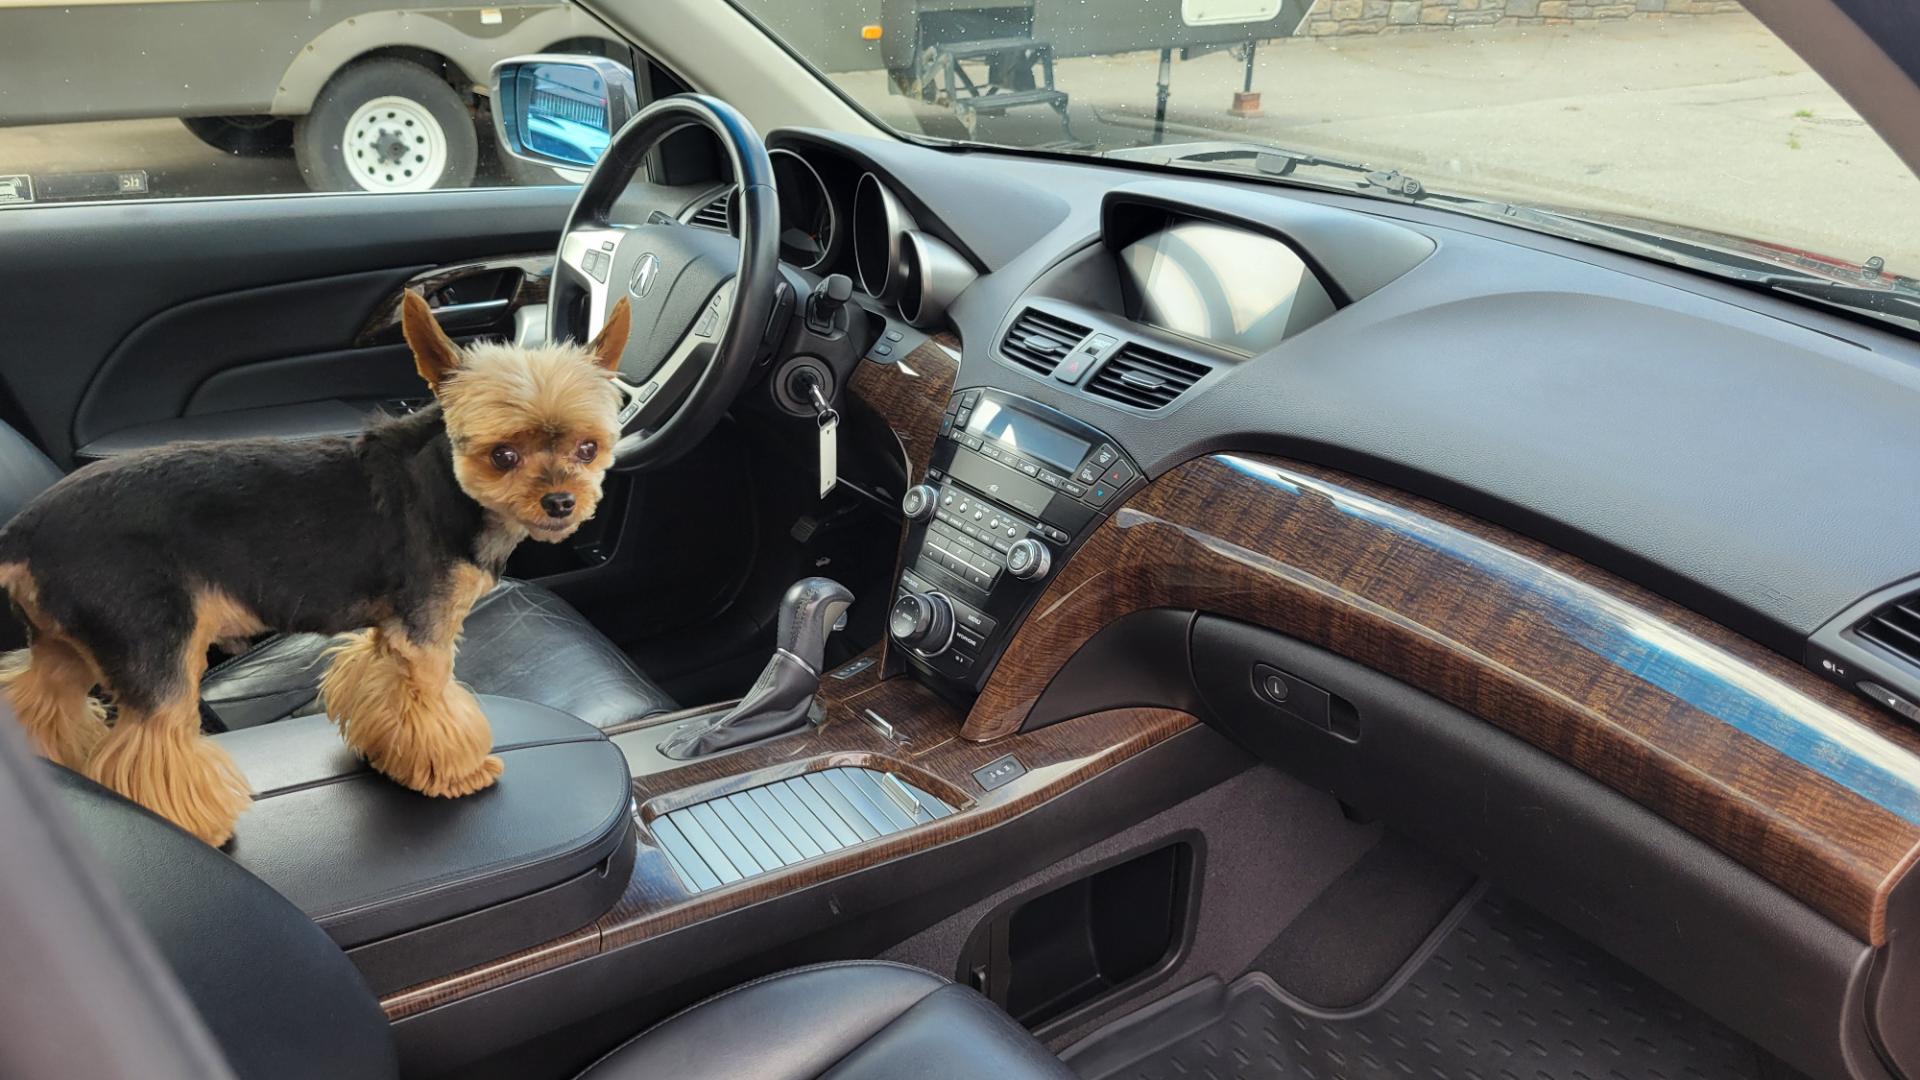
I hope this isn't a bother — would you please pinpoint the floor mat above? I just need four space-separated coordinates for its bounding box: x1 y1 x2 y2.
1062 891 1773 1080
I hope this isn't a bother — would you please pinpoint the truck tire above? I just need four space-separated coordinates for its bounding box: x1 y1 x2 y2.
294 59 478 193
181 116 294 157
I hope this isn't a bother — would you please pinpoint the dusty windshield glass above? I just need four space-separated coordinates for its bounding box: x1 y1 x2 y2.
732 1 1920 275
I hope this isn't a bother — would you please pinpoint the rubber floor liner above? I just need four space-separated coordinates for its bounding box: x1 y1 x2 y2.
1062 891 1774 1080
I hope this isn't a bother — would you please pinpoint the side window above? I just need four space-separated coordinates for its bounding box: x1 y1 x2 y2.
0 3 651 204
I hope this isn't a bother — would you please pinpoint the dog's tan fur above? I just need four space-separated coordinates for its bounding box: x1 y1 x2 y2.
0 561 108 769
0 291 633 846
81 588 263 845
320 563 503 797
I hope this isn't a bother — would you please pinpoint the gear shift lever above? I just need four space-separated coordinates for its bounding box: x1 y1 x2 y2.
659 577 854 759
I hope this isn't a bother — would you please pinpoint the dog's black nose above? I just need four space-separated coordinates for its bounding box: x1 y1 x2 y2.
541 492 576 518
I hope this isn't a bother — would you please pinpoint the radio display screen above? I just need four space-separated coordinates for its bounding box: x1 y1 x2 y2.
967 400 1090 473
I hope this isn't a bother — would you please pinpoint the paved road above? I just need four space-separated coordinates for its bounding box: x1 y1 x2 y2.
4 12 1917 270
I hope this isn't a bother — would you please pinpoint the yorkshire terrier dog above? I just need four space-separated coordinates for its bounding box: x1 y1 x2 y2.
0 291 632 845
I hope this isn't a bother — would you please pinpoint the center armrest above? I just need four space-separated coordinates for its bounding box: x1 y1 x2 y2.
216 696 636 995
72 400 379 462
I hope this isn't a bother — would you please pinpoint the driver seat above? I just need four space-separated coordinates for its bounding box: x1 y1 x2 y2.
0 418 678 732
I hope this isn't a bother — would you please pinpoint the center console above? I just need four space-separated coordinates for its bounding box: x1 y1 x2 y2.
888 387 1143 697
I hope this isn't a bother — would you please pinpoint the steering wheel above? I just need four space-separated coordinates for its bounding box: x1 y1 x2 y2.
550 95 780 471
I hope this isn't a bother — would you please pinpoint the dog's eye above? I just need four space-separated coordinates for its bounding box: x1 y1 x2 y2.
575 440 598 463
490 445 520 471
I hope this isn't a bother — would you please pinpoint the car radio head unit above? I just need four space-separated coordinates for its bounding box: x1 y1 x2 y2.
887 388 1142 696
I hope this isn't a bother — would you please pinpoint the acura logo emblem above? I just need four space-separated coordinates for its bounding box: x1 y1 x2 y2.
629 252 661 298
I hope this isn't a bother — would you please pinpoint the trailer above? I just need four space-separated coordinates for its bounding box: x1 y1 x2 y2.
0 0 621 192
765 0 1314 146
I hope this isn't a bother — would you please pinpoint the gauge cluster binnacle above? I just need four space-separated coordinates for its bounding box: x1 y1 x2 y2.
768 148 836 272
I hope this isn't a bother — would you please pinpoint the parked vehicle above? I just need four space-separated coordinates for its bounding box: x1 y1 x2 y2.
0 0 622 190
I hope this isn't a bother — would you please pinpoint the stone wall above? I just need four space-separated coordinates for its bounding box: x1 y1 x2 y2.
1298 0 1748 36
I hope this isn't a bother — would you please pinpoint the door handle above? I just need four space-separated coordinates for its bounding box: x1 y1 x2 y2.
353 254 553 347
429 298 511 331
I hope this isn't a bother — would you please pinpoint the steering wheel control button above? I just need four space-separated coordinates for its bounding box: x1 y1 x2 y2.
1006 539 1052 580
972 754 1027 792
902 485 938 521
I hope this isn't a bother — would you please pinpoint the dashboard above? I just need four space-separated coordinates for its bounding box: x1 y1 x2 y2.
671 128 1920 733
649 121 1920 1080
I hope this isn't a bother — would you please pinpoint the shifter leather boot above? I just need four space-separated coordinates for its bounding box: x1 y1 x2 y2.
660 577 853 759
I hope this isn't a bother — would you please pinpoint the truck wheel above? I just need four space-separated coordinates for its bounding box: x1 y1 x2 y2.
181 116 294 157
294 59 478 192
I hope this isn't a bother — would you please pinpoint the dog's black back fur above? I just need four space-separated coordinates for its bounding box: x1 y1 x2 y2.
0 406 493 710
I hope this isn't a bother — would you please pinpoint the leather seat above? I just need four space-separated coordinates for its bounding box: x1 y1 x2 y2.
0 418 676 731
577 962 1076 1080
54 764 1073 1080
200 578 676 731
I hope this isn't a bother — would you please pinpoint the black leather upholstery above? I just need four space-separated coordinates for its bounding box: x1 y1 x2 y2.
0 423 64 649
201 577 677 731
220 701 633 956
0 418 64 523
576 961 1076 1080
55 763 1070 1080
50 767 401 1080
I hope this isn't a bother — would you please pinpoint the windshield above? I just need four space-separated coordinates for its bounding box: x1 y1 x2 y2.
731 0 1920 279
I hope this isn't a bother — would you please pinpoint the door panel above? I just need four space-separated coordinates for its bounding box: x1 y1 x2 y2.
0 186 575 464
71 266 430 449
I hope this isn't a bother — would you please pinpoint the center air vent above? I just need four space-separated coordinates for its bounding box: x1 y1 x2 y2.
1085 342 1210 410
1857 593 1920 670
1000 308 1089 376
687 188 733 232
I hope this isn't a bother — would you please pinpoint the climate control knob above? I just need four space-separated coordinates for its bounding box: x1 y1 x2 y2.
889 591 955 656
901 484 939 522
1006 538 1053 581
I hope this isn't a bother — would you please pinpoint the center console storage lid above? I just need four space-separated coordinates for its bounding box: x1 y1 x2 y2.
217 697 634 993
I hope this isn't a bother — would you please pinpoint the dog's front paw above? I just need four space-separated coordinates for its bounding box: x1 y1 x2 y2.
417 753 504 798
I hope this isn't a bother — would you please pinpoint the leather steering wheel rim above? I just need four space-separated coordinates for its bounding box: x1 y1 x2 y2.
551 94 779 471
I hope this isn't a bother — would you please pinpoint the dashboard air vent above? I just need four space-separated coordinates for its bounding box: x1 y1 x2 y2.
688 188 732 232
1086 342 1209 410
1000 308 1089 377
1857 593 1920 670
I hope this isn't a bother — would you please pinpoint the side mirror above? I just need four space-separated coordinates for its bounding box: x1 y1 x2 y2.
490 56 638 170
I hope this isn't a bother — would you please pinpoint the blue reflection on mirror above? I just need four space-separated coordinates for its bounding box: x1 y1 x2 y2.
517 63 613 167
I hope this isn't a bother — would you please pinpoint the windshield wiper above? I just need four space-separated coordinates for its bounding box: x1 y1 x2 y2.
1507 206 1920 332
1103 140 1438 202
1757 277 1920 332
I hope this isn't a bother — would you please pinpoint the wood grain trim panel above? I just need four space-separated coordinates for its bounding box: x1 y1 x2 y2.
846 333 958 483
847 334 958 670
964 453 1920 944
380 649 1193 1019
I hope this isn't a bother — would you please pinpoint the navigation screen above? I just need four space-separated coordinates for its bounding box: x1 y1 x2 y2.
967 400 1090 473
1118 218 1334 354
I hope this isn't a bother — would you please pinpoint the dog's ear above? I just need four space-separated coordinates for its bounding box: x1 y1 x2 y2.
586 298 631 374
401 290 462 392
